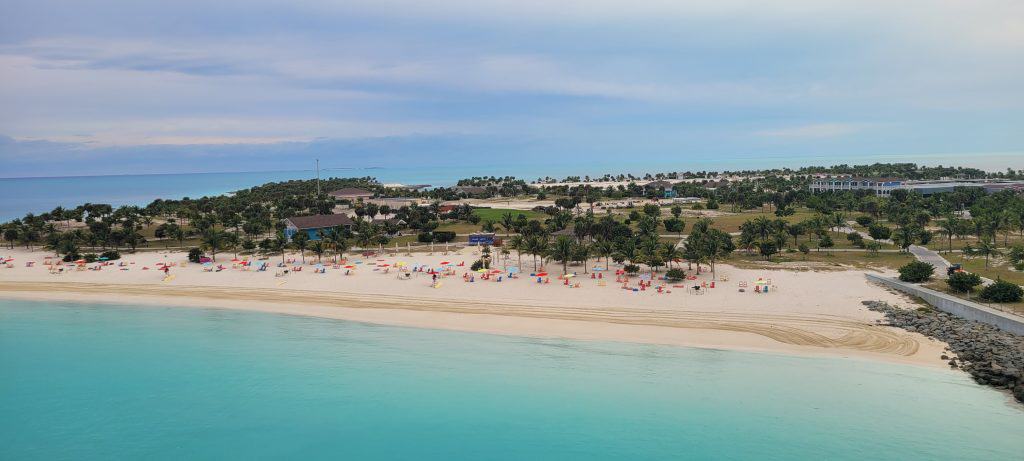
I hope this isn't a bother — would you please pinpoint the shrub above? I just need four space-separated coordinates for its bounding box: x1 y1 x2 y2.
691 203 704 210
417 232 434 243
979 280 1023 303
946 271 982 293
187 248 204 263
470 259 484 271
432 231 456 243
100 250 121 260
855 216 874 227
665 268 685 281
83 253 98 263
867 224 892 240
898 261 934 283
798 243 810 255
623 264 640 274
62 252 81 262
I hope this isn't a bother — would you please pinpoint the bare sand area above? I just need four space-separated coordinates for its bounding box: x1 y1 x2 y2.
0 247 949 367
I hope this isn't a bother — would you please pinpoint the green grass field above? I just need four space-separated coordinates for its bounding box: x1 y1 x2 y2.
471 207 547 222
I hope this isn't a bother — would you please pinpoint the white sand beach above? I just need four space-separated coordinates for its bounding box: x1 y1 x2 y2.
0 247 949 367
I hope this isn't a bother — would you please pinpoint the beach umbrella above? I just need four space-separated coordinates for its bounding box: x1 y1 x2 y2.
344 265 356 269
476 268 487 273
379 263 390 267
440 261 450 265
536 272 548 277
508 267 520 273
99 257 109 261
74 259 86 264
564 274 575 279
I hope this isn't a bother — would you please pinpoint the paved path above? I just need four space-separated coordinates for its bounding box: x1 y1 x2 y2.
908 245 952 278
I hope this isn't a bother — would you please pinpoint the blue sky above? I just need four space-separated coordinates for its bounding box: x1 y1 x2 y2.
1 0 1022 176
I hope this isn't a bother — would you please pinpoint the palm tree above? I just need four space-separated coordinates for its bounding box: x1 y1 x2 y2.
787 223 805 247
550 236 574 274
525 234 549 271
291 231 309 263
311 241 325 263
507 235 525 268
661 241 683 269
938 216 958 254
501 212 516 237
572 240 591 273
975 240 1001 267
831 212 848 236
592 238 615 269
324 227 348 262
200 229 228 262
273 231 288 263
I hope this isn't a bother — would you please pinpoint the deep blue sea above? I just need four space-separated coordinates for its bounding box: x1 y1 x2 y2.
1 299 1022 460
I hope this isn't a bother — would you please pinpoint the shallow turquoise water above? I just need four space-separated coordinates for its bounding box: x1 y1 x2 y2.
1 299 1022 460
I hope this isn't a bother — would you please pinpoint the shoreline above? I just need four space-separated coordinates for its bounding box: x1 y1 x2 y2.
0 279 950 369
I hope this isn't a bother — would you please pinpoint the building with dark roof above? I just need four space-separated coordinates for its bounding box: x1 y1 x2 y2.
454 186 488 196
328 188 374 201
284 214 354 241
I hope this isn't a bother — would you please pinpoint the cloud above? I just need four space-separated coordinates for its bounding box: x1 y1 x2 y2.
0 0 1021 167
756 123 865 139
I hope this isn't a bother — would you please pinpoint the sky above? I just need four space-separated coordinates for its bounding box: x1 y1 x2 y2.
1 0 1022 177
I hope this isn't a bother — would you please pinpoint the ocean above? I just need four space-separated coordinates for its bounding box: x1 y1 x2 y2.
3 152 1022 222
1 299 1021 460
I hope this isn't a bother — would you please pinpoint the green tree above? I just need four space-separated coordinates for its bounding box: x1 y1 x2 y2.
200 229 228 262
550 235 575 274
291 230 310 263
946 271 982 293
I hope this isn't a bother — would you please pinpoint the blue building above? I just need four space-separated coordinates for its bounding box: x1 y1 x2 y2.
284 214 354 241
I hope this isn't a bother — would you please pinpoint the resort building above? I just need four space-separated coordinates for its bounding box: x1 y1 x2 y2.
809 177 1024 196
808 177 903 196
328 188 374 201
284 214 354 241
454 186 488 197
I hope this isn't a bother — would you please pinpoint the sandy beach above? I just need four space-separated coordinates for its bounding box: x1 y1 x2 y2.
0 247 948 367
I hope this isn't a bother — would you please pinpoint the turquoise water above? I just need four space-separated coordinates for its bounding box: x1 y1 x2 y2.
1 299 1022 460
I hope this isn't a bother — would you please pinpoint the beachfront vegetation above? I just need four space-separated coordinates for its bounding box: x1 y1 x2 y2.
2 163 1024 279
898 261 935 283
947 271 983 293
979 279 1024 303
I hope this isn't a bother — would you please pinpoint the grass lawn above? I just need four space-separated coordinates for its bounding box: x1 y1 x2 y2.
731 248 914 271
922 234 1024 252
701 208 861 234
436 222 484 234
472 207 547 222
943 253 1024 286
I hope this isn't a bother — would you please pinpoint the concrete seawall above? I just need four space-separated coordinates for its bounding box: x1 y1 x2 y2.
866 273 1024 336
